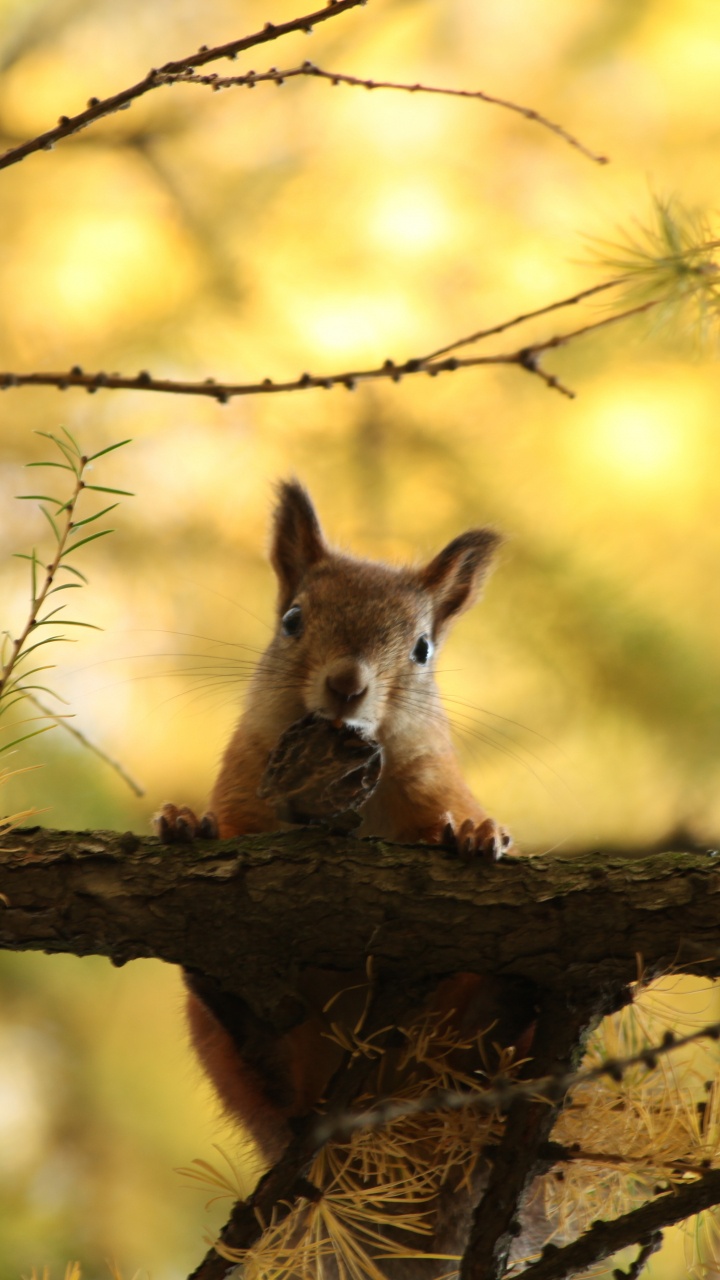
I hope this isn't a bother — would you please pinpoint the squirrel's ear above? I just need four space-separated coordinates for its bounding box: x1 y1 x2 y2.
418 529 503 637
271 481 327 610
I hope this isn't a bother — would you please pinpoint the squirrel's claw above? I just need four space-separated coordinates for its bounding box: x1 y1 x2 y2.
444 815 512 862
154 802 219 843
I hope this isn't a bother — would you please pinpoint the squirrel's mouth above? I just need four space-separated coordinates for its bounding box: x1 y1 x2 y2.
315 705 378 736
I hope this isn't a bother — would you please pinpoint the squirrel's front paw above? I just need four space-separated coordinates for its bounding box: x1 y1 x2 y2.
443 815 512 862
154 802 219 843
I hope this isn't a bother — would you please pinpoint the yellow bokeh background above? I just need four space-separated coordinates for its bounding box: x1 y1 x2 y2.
1 0 719 1274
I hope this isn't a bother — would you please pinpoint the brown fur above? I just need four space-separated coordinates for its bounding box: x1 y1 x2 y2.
168 482 511 1160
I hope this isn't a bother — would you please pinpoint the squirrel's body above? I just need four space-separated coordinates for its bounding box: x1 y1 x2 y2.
210 503 498 848
159 482 512 1164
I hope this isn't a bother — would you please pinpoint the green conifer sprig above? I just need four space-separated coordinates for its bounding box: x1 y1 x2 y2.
0 429 137 787
592 196 720 343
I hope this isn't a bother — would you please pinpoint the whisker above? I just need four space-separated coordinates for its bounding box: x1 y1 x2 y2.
441 704 574 795
390 686 573 800
438 689 566 754
533 836 573 856
174 575 274 634
161 682 250 715
67 641 265 677
150 667 256 682
133 627 267 656
68 653 261 702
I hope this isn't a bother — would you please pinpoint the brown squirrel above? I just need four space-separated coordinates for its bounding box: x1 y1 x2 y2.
157 481 513 1163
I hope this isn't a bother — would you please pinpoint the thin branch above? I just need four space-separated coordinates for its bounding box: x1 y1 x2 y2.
418 278 624 362
0 467 85 702
24 692 144 796
312 1016 720 1145
513 1173 720 1280
159 61 608 165
187 1097 337 1280
510 298 661 396
0 298 661 406
0 0 366 172
540 1141 719 1180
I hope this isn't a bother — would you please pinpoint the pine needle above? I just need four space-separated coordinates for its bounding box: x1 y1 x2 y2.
590 194 720 345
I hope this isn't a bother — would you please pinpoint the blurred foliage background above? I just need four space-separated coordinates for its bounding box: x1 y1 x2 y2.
0 0 719 1275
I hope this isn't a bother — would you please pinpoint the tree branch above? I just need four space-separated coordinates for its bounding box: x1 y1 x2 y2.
514 1171 720 1280
1 827 719 1021
460 993 609 1280
159 61 608 165
3 825 720 1278
417 279 623 362
0 298 660 405
188 981 412 1280
0 0 366 172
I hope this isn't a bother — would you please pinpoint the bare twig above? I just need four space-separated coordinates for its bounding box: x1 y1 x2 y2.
159 61 608 165
0 0 366 172
418 278 624 362
509 299 660 396
24 692 144 796
0 298 661 406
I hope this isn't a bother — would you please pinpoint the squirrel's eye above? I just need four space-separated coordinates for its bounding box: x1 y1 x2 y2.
281 604 304 638
410 633 433 665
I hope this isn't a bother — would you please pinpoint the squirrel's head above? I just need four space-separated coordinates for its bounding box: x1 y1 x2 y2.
267 480 502 741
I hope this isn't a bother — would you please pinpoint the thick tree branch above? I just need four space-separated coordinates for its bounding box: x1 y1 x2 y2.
3 825 719 1279
461 993 605 1280
0 0 366 172
1 827 719 1024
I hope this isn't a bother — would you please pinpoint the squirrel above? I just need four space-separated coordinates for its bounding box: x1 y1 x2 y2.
156 481 515 1165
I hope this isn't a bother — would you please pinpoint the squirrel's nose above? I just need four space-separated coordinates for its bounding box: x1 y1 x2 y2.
325 661 369 705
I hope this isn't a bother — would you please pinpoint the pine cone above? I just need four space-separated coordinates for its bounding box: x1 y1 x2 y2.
258 713 382 826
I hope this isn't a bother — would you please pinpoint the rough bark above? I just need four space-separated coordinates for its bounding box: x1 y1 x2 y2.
2 825 720 1278
0 827 718 1026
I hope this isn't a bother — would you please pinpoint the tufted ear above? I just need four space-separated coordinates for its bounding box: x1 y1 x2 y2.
418 528 503 639
271 480 328 611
